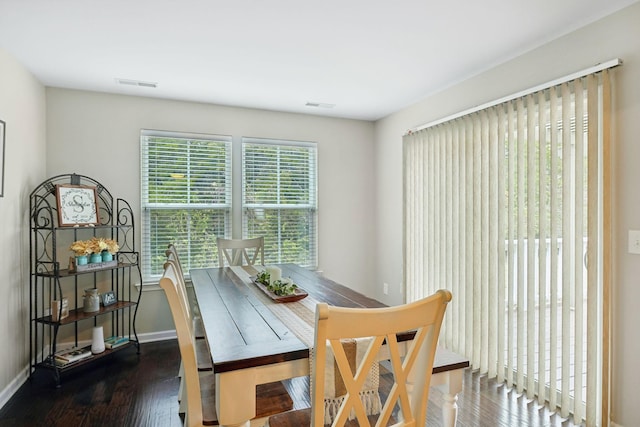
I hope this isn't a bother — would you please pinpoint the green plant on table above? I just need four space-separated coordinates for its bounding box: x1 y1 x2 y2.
256 270 270 285
267 279 298 296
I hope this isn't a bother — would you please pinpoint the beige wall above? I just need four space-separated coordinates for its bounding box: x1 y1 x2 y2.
0 49 46 405
3 3 640 424
373 3 640 425
45 88 377 335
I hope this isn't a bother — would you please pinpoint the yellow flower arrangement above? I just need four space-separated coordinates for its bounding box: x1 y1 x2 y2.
70 237 119 256
69 240 92 256
92 237 120 254
104 238 120 254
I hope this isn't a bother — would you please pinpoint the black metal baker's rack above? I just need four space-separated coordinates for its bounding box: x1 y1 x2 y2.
29 173 141 386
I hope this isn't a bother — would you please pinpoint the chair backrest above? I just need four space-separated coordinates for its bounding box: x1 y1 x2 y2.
164 244 193 328
217 237 264 266
166 243 185 277
166 244 205 337
311 289 452 427
159 261 204 427
165 243 196 316
164 257 196 336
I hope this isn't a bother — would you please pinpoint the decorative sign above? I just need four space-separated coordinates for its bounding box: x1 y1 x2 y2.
101 290 117 307
56 184 100 226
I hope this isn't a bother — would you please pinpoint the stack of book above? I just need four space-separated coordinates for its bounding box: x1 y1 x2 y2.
104 336 129 349
54 347 92 367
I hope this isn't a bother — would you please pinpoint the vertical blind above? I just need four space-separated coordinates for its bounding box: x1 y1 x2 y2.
403 70 611 426
242 138 318 268
140 131 232 279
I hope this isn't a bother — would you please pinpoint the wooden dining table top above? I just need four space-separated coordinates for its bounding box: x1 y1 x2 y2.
189 263 469 374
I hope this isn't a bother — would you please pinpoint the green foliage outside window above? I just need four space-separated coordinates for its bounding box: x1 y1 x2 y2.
142 133 317 280
142 135 231 278
243 140 317 267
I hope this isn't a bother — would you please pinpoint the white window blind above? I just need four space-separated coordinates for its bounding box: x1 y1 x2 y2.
242 138 317 268
404 70 612 426
141 130 232 281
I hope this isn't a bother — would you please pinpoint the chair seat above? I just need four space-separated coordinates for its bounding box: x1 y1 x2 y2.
195 339 213 371
199 372 294 425
193 315 206 340
269 408 396 427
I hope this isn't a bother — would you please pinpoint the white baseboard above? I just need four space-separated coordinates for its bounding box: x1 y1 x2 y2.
0 367 29 413
0 331 178 412
138 329 177 343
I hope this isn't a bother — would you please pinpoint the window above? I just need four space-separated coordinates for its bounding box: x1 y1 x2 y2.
140 130 232 281
141 132 318 282
242 138 317 267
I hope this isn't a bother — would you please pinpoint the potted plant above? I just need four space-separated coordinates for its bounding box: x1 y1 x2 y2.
70 237 120 264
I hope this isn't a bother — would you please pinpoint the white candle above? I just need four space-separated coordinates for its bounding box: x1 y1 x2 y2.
266 266 282 283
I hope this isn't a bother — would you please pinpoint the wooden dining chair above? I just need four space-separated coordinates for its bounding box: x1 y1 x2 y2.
163 257 214 423
269 289 452 427
165 245 213 422
216 237 264 266
166 244 206 340
160 260 294 427
163 251 210 371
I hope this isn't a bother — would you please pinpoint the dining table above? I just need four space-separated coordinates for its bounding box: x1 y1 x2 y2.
189 263 469 427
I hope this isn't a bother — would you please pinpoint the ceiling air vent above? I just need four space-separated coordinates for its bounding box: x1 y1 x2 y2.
305 101 335 109
115 78 158 88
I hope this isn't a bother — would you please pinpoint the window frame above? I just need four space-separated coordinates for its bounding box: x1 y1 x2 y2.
140 129 232 283
241 137 318 268
140 131 319 283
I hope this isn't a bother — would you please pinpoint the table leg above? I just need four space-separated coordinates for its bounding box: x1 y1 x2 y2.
433 369 464 427
215 359 309 427
216 371 255 427
441 390 458 427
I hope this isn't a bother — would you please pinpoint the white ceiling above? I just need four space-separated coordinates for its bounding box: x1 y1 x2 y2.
0 0 637 121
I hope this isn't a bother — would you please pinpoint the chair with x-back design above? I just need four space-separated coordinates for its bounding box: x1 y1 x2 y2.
216 237 264 266
269 289 452 427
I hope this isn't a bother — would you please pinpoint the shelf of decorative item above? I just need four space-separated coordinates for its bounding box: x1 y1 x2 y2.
34 261 138 278
75 259 118 272
38 341 137 372
36 301 137 325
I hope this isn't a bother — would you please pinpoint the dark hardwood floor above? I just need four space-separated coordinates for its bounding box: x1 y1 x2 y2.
0 340 584 427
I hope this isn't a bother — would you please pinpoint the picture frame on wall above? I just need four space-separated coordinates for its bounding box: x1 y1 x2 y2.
55 184 100 227
0 119 5 197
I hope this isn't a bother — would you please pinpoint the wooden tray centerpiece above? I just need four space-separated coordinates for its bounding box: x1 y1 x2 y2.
252 269 308 303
